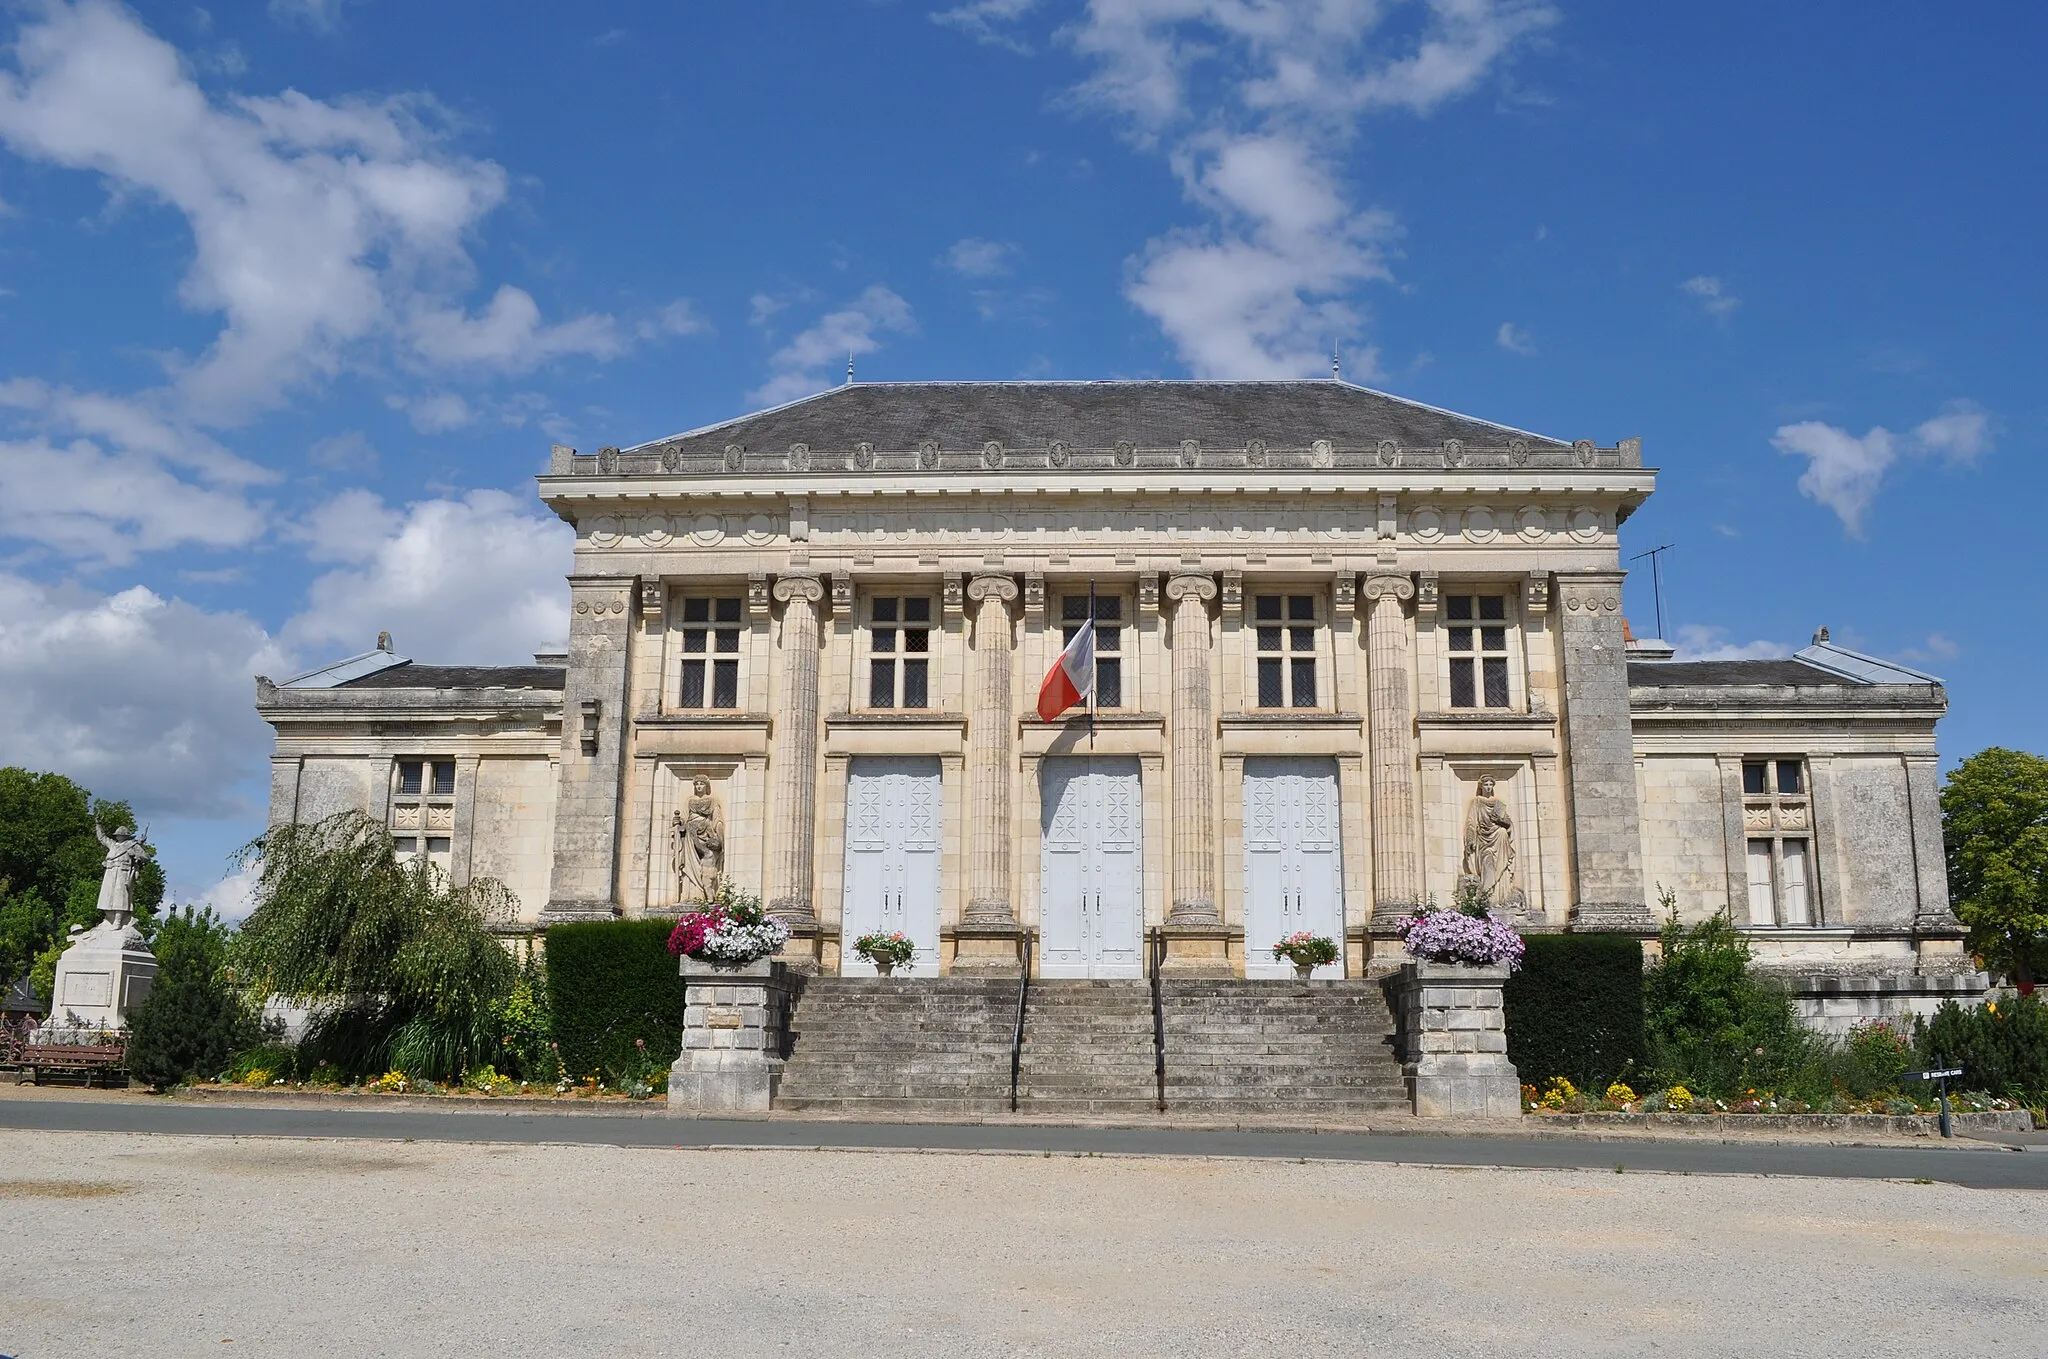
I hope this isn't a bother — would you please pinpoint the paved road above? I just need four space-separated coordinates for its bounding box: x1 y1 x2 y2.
3 1096 2042 1190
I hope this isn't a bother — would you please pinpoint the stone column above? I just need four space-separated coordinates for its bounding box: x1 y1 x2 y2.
1555 572 1653 931
766 572 824 926
1905 753 1965 957
964 573 1020 925
541 574 638 923
1363 573 1421 923
1166 572 1221 925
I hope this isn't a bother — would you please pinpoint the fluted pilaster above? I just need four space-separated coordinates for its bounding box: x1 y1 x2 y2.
1364 573 1421 919
766 572 824 924
1166 572 1220 925
964 573 1020 924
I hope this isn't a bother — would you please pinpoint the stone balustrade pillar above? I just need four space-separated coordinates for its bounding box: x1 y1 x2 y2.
1363 573 1420 922
964 573 1020 926
1166 573 1220 925
766 572 824 926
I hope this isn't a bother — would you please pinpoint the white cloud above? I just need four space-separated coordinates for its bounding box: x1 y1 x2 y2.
1679 275 1739 317
283 489 572 663
268 0 360 33
942 236 1018 278
1038 0 1555 376
1495 321 1535 356
749 286 916 406
1772 400 1994 535
1912 402 1991 462
0 573 290 819
387 391 474 433
1899 631 1960 665
407 285 625 371
306 429 378 473
931 0 1039 53
0 1 627 424
1671 625 1788 663
1129 133 1394 378
639 298 711 340
191 860 262 924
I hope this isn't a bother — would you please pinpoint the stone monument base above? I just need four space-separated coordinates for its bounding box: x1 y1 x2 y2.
1386 961 1522 1118
668 957 798 1116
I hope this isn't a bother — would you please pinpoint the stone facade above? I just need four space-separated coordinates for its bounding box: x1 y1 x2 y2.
255 381 1972 1003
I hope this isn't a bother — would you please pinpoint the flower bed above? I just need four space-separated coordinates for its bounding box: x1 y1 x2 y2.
1521 1073 2034 1120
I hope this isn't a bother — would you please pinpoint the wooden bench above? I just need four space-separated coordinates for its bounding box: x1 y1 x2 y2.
15 1043 126 1087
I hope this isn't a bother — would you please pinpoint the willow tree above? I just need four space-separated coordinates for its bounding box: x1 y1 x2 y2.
234 811 519 1080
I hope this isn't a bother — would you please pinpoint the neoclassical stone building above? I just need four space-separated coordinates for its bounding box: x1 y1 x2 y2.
258 381 1975 1012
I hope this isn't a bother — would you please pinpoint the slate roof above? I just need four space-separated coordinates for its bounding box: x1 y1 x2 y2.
1628 659 1842 687
337 664 566 691
644 381 1568 453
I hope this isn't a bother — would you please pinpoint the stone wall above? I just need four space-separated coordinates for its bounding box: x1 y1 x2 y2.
1827 757 1920 929
1768 969 1993 1038
469 756 558 922
1636 754 1730 918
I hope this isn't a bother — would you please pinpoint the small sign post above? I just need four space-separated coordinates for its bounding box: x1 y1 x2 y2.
1903 1066 1964 1138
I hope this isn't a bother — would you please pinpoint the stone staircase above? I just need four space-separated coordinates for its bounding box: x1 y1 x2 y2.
775 977 1015 1114
774 975 1409 1118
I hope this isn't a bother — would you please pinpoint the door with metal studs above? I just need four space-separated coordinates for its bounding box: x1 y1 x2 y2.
1242 757 1344 978
841 756 942 974
1038 756 1143 978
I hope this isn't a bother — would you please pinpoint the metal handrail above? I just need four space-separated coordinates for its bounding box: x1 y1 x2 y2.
1008 928 1035 1114
1148 926 1167 1113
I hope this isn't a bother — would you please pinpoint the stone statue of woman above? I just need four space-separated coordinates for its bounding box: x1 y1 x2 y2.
671 776 725 904
92 823 152 929
1460 776 1516 908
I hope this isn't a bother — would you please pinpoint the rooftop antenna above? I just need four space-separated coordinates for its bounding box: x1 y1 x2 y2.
846 352 855 385
1628 543 1675 640
1331 342 1341 382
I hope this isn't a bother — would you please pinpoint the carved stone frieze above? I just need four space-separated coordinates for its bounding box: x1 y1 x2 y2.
1245 439 1268 467
1415 571 1440 610
851 441 875 470
1221 569 1243 611
1048 440 1070 468
983 441 1005 469
1311 438 1334 468
1375 439 1399 467
596 446 622 475
723 443 744 471
829 574 853 613
746 573 770 618
660 447 681 472
787 443 812 472
918 440 940 469
942 574 965 619
1557 578 1622 613
1180 439 1200 468
1022 572 1045 617
1523 572 1551 614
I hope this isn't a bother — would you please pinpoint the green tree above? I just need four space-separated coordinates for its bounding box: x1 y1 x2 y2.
125 906 259 1090
234 812 518 1081
1941 747 2048 987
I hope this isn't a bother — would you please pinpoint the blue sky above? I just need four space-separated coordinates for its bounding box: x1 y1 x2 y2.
0 0 2040 909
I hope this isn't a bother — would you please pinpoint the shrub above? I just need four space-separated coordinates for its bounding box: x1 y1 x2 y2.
1843 1020 1913 1096
1916 994 2048 1102
224 1043 300 1085
1642 902 1825 1098
234 812 518 1082
546 919 687 1078
126 906 261 1091
1504 932 1648 1090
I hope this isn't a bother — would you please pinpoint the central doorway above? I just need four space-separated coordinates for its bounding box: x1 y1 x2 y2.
1039 756 1143 978
1242 757 1344 978
841 756 942 975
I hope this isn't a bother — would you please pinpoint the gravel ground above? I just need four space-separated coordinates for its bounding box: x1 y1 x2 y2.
0 1131 2042 1359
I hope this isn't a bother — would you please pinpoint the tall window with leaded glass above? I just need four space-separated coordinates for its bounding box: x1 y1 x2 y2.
1060 594 1122 708
1446 595 1512 709
867 596 932 709
679 597 742 709
1254 594 1320 708
1742 758 1815 926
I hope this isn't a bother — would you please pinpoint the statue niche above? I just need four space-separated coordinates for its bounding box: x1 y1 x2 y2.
1460 775 1527 917
671 775 726 905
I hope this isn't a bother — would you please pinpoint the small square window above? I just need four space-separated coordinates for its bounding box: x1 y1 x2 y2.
1743 762 1768 796
431 761 455 796
397 761 423 795
1776 761 1803 796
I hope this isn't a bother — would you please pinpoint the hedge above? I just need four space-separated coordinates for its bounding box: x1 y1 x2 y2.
545 920 686 1078
1504 933 1648 1089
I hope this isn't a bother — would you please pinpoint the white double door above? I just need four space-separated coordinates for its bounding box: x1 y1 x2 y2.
1242 757 1344 978
1039 756 1143 978
841 757 942 975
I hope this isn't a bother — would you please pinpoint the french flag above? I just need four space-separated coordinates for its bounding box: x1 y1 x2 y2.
1035 616 1095 721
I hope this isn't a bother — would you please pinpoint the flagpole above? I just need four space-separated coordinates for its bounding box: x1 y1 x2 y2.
1088 579 1097 750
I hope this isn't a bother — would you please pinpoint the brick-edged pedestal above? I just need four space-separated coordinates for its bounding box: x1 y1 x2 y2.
668 957 798 1116
1386 961 1521 1118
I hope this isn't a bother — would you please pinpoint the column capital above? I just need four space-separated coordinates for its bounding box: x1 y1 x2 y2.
772 571 824 605
966 572 1018 604
1555 573 1622 616
1361 572 1415 603
1165 572 1217 604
